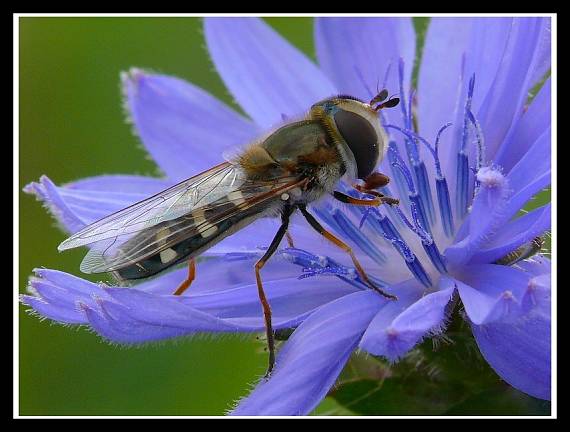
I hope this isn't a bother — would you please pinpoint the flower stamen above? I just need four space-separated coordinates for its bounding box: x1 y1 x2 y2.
387 141 413 210
456 74 476 219
384 123 455 237
389 146 432 236
363 209 432 288
392 198 448 274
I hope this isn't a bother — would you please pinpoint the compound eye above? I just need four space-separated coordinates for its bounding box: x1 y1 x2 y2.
334 110 379 179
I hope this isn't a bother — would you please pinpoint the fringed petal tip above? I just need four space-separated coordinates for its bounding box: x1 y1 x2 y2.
22 176 46 198
452 264 551 400
23 175 86 234
21 264 357 346
21 268 107 325
455 264 550 326
23 16 553 413
516 254 551 276
23 173 187 239
360 286 455 362
521 273 551 316
120 67 148 93
120 66 150 126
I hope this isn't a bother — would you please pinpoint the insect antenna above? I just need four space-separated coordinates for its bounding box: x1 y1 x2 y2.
374 94 400 111
370 88 388 106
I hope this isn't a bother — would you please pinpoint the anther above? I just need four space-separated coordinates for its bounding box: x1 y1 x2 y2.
389 147 432 235
456 74 476 219
374 210 432 288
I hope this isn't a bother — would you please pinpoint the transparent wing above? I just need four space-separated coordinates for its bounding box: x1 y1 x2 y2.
58 160 305 275
58 162 244 251
78 175 305 275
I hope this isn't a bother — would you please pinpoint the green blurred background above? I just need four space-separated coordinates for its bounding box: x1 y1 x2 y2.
19 17 550 416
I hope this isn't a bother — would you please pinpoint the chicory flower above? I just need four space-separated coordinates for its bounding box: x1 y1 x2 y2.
22 17 552 415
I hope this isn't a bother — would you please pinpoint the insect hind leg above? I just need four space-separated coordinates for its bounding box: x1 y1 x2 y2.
173 258 196 296
285 231 295 248
255 205 295 378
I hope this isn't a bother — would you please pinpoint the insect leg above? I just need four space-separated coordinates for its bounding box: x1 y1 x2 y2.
333 191 399 207
370 88 389 106
350 172 399 205
285 231 295 248
255 205 295 377
173 258 196 296
363 172 391 189
354 188 400 206
298 204 397 300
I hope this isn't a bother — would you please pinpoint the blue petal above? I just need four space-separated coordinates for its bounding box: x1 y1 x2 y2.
506 126 551 193
230 291 383 416
21 268 115 324
418 18 550 189
506 170 551 217
470 204 550 264
495 78 551 172
516 255 551 276
81 300 194 343
452 264 541 325
447 165 551 266
21 261 357 343
315 17 415 103
123 70 259 181
527 18 551 87
204 18 336 129
471 313 551 400
417 18 513 178
23 174 173 233
476 18 549 160
99 288 265 332
360 280 453 360
446 167 511 265
521 272 551 317
21 295 86 325
105 274 356 330
464 265 551 400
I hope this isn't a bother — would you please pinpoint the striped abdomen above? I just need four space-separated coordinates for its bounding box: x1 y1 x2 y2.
113 199 270 281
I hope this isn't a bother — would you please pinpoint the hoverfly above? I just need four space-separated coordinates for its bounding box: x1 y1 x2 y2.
58 90 401 376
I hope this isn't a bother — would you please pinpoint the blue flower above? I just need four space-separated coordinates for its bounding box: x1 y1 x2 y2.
22 17 552 415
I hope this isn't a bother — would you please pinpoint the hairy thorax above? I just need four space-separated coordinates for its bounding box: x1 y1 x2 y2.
238 119 345 205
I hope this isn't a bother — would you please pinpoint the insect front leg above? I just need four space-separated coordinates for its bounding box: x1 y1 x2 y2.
298 204 397 300
362 171 391 189
173 258 196 296
332 190 399 207
255 205 296 378
351 171 399 206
